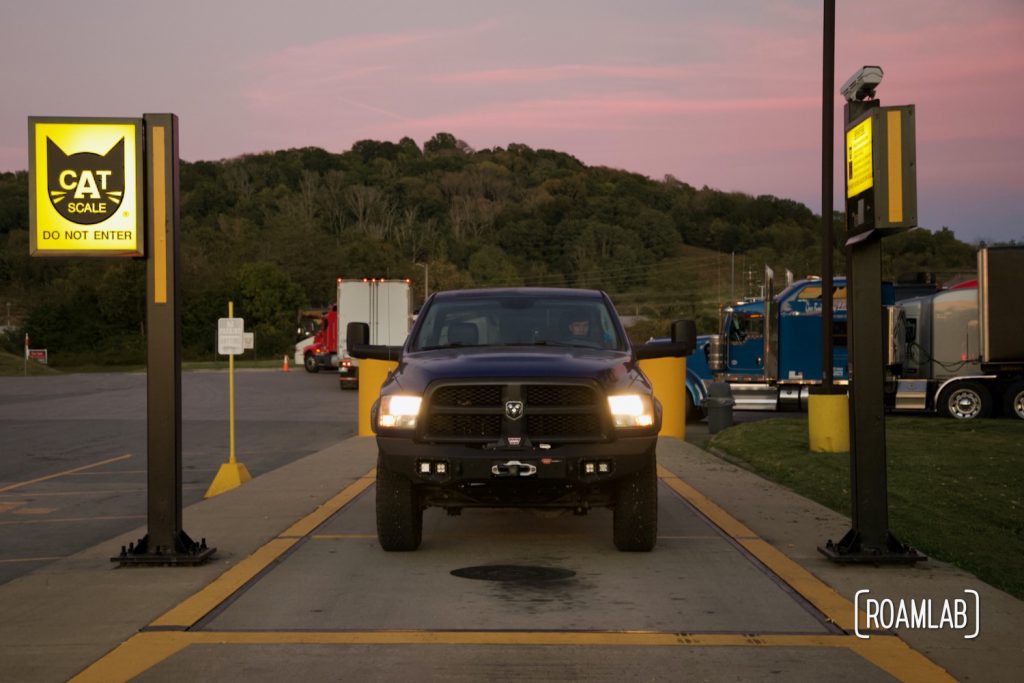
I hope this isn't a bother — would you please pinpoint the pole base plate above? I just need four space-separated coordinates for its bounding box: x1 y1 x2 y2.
818 529 926 565
111 531 216 567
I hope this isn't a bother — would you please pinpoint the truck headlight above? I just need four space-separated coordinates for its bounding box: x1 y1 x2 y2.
607 394 654 428
378 395 422 429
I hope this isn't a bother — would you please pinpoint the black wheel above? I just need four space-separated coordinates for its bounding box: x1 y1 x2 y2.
304 354 319 373
1004 381 1024 420
376 455 422 551
613 450 658 552
685 390 706 423
937 381 993 420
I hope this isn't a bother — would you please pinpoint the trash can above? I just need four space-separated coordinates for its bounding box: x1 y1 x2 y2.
705 382 735 434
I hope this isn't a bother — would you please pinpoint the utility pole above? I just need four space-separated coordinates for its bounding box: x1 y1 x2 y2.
415 262 429 305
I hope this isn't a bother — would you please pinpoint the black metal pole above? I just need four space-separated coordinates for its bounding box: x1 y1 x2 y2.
114 114 213 565
821 0 835 390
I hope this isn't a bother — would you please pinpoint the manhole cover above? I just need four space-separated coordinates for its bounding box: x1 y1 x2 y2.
451 565 576 582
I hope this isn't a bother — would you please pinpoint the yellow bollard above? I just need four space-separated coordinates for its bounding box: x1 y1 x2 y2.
638 356 687 439
358 359 398 436
807 393 850 453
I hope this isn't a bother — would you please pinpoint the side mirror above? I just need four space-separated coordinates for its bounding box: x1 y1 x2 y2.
671 319 697 356
347 321 402 361
634 319 697 360
347 322 369 348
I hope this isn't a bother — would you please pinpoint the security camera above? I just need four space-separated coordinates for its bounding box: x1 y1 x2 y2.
840 65 884 102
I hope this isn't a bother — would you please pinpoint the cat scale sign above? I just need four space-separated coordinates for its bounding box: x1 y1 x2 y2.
28 117 144 257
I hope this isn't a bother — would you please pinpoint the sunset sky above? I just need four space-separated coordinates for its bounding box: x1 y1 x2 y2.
2 0 1021 243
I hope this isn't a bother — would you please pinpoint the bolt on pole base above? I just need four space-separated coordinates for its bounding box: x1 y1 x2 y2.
818 529 926 565
111 531 216 567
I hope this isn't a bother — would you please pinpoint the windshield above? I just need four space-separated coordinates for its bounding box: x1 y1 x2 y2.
410 295 624 351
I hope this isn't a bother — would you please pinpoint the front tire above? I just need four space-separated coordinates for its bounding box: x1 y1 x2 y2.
613 451 658 552
304 354 319 373
937 381 993 419
376 455 423 551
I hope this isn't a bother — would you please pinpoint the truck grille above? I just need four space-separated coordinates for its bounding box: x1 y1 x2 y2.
432 385 502 407
426 413 502 438
422 381 607 444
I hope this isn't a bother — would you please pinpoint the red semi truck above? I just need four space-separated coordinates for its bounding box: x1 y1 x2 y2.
299 278 412 389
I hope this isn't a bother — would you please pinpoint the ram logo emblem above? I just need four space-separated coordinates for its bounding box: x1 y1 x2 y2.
505 400 524 420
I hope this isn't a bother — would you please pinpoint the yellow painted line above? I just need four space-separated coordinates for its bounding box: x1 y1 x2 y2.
0 556 64 564
12 507 57 515
0 502 26 512
851 634 956 683
0 514 144 526
67 469 146 476
0 454 132 493
887 109 903 224
78 465 953 683
69 631 191 683
0 490 145 498
655 464 955 680
312 533 378 540
278 470 375 538
656 535 719 540
151 125 167 304
658 464 855 630
657 464 757 539
737 539 855 631
69 630 953 683
149 538 298 628
152 470 377 628
188 630 854 647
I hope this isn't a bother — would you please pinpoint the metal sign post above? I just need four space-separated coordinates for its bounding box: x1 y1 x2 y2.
819 75 923 564
205 304 253 498
114 114 214 565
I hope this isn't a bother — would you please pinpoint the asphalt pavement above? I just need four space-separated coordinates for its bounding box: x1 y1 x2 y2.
0 369 356 585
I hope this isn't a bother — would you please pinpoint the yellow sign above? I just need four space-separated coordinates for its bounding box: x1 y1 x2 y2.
845 116 873 199
29 118 144 257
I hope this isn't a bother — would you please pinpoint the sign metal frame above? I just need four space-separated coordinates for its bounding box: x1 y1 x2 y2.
28 116 145 258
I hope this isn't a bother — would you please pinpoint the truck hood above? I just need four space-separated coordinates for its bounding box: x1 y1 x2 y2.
388 346 643 394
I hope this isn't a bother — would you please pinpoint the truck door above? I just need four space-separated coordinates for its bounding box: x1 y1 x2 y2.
726 312 765 377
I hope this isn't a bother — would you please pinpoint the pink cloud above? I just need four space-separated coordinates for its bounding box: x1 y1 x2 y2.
397 95 819 133
431 64 705 85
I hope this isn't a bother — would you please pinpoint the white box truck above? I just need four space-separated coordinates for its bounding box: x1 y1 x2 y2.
298 278 412 388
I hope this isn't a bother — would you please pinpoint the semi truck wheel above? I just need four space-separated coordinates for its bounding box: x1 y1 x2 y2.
304 354 319 373
375 455 423 551
938 381 992 419
1005 381 1024 420
685 391 706 423
613 450 657 552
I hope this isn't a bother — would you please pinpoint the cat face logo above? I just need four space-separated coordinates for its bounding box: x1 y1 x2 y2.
46 138 125 225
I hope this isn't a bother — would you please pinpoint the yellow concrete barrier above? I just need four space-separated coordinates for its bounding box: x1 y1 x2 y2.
807 393 850 453
638 357 687 439
358 359 398 436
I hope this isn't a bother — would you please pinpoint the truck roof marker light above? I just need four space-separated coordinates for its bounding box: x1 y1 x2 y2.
337 277 343 283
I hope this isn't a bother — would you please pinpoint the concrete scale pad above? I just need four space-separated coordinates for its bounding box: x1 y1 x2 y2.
201 481 832 634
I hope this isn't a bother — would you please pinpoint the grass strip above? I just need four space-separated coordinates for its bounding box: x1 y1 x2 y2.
710 416 1024 599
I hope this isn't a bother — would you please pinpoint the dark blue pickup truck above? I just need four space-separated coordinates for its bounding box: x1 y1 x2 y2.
348 287 694 552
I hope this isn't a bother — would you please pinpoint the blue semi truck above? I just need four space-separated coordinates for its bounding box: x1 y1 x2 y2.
683 276 869 419
684 247 1024 421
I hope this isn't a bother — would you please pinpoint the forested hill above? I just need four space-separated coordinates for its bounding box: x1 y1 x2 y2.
0 132 980 364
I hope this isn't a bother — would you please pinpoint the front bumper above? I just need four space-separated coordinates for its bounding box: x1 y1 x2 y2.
376 434 656 508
